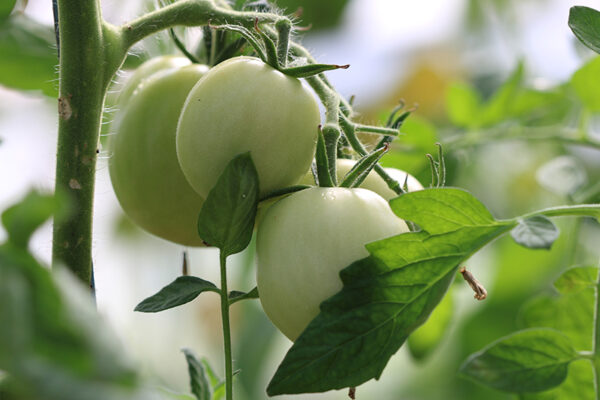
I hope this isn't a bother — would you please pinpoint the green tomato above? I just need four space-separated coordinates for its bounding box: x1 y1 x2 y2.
118 56 191 105
300 158 424 199
176 56 320 198
109 60 209 246
256 187 409 340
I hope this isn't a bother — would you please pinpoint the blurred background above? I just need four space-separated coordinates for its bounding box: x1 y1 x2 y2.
1 0 600 398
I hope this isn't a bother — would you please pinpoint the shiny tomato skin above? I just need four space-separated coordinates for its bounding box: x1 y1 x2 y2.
176 56 320 198
109 61 209 246
256 187 409 340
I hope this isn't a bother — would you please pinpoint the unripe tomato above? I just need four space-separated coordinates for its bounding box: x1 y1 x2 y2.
300 158 424 199
176 56 320 198
118 56 192 104
109 59 209 246
256 187 410 340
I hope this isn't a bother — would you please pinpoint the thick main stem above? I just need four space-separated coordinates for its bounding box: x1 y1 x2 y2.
52 0 108 284
219 252 234 400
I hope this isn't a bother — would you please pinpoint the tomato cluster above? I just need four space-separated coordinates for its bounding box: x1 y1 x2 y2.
109 55 422 341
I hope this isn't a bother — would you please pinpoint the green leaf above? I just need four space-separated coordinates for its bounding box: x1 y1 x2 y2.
569 6 600 54
135 276 220 313
446 82 482 128
478 62 524 126
0 14 58 96
460 328 578 393
571 56 600 111
0 243 139 400
389 188 500 233
519 359 595 400
518 290 594 351
0 0 17 19
511 216 559 250
197 153 259 257
182 349 211 400
200 359 220 389
1 190 70 248
228 287 259 305
553 266 598 294
407 284 454 360
267 188 514 395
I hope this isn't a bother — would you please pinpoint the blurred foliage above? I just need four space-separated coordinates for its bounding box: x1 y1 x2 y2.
0 192 140 400
0 13 57 96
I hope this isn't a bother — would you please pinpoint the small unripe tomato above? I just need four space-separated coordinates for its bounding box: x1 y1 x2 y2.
176 56 320 198
109 59 209 246
256 187 409 340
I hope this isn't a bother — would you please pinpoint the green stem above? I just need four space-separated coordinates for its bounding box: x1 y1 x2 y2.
120 0 285 52
219 251 233 400
518 204 600 220
52 0 117 283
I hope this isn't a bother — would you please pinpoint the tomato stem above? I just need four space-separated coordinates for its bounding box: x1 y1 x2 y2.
219 251 234 400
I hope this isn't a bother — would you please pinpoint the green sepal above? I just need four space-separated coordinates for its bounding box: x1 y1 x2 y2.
281 63 349 78
315 126 334 187
339 145 388 189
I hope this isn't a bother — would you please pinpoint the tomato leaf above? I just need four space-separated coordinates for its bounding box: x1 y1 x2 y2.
569 6 600 54
511 216 560 250
1 190 70 248
407 285 454 361
459 328 578 393
445 82 482 128
571 56 600 111
553 266 598 294
0 244 139 399
197 152 259 257
228 287 259 305
0 14 58 96
134 276 220 313
516 266 598 399
182 349 212 400
518 289 594 352
519 359 595 400
267 188 515 395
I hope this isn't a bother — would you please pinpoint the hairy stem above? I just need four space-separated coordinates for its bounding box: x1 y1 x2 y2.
120 0 285 52
220 252 234 400
52 0 111 283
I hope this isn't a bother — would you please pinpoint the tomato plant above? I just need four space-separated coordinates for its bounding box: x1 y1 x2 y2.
109 57 209 246
256 186 409 340
176 56 320 198
3 1 600 400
